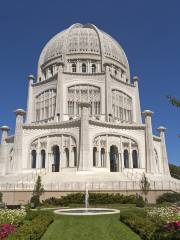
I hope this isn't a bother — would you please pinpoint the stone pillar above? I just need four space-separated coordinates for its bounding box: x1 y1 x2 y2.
78 102 91 171
157 126 170 175
0 126 10 175
26 75 35 123
133 76 142 124
55 63 64 121
13 109 26 172
142 110 155 173
104 64 111 122
0 126 10 145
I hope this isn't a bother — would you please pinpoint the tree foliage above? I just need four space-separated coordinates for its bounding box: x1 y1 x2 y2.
140 173 150 202
167 95 180 107
169 163 180 180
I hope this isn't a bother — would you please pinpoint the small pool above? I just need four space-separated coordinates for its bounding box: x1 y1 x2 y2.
54 208 120 216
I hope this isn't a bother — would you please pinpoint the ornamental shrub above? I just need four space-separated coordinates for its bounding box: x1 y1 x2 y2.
42 193 137 206
7 211 54 240
136 194 145 208
156 192 180 204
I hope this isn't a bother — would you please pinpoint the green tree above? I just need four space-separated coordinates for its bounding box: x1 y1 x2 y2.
167 95 180 107
169 163 180 180
30 175 44 207
140 173 150 203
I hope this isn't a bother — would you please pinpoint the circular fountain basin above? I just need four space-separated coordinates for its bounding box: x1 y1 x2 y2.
54 208 120 216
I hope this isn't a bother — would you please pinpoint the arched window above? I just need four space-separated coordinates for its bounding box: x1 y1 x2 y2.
82 63 86 73
92 64 96 73
101 148 105 167
35 89 56 121
72 63 76 73
93 147 97 167
65 148 69 167
73 147 77 167
132 150 138 168
41 150 46 168
31 150 36 169
124 149 129 168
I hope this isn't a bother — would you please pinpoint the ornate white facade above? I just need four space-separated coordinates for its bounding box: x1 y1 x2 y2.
0 23 179 191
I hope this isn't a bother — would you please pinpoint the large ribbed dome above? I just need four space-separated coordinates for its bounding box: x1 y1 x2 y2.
38 23 129 70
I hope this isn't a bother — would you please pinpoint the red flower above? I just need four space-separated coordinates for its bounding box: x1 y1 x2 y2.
165 221 180 232
0 224 16 239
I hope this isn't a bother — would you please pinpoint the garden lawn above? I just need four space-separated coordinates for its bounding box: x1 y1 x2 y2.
42 213 140 240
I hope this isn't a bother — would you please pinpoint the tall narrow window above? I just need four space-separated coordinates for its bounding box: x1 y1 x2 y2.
31 150 36 169
92 64 96 73
82 63 86 73
65 148 69 167
73 147 77 167
101 148 105 167
124 149 129 168
93 147 97 166
41 150 46 168
72 63 76 73
132 150 138 168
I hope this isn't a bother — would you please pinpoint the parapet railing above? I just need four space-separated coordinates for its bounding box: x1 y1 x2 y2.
0 180 179 192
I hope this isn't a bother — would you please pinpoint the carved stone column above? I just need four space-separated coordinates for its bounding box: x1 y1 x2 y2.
78 102 91 171
133 76 142 123
26 75 35 123
104 64 111 122
55 63 64 121
157 126 170 175
13 109 26 172
142 110 155 173
0 126 10 175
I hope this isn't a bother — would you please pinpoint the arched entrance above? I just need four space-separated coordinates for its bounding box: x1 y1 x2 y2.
52 145 60 172
110 145 118 172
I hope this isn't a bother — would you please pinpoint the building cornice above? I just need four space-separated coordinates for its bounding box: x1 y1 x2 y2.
23 119 81 130
110 74 135 87
89 119 146 130
63 72 105 76
33 73 58 87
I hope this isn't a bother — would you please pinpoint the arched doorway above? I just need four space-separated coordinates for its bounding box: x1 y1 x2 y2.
31 150 36 169
52 145 60 172
124 149 129 168
41 150 46 168
132 150 138 168
110 145 118 172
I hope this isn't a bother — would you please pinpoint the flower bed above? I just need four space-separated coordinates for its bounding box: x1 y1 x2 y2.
7 211 54 240
147 206 180 222
0 209 26 225
120 207 180 240
0 224 16 239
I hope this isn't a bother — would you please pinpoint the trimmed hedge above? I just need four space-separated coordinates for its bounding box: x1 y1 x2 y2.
120 208 180 240
120 209 164 240
42 193 137 206
7 211 54 240
156 192 180 204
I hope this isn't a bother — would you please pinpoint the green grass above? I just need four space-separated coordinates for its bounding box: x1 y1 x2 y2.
42 205 140 240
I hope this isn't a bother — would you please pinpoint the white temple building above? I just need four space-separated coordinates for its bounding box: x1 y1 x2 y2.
0 23 179 192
